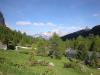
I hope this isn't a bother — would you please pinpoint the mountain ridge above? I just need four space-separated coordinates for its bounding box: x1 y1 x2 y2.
61 25 100 41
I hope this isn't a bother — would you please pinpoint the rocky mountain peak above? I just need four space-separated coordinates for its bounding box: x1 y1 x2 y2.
0 11 6 26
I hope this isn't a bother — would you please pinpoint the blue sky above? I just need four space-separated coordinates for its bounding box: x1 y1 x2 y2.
0 0 100 35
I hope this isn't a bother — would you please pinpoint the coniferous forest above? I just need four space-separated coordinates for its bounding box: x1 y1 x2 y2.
0 25 33 48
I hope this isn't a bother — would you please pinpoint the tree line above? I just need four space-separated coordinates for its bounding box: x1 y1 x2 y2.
65 35 100 67
0 25 33 49
32 33 100 67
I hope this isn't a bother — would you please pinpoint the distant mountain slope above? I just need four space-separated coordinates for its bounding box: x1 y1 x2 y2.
0 11 5 26
90 25 100 35
61 25 100 41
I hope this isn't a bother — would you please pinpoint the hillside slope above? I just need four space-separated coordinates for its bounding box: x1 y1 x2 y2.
61 25 100 41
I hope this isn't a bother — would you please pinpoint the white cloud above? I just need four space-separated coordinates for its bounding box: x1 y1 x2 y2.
70 26 83 30
32 22 56 27
55 25 84 35
16 21 56 27
33 22 45 26
16 21 32 26
52 29 68 36
15 21 85 36
46 22 55 26
38 23 84 36
41 29 68 37
93 13 100 17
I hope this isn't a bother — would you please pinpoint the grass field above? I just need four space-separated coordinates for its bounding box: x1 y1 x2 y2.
0 49 100 75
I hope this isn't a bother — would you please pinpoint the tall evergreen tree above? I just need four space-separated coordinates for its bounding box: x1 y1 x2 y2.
50 33 66 59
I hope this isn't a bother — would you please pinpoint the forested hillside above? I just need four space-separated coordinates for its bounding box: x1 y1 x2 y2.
61 25 100 41
0 25 33 47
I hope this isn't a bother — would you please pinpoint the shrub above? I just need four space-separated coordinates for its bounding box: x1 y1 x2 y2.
30 60 49 66
0 57 6 64
64 60 90 73
7 41 15 50
19 51 30 55
88 50 99 68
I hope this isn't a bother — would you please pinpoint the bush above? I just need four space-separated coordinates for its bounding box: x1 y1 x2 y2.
64 62 75 68
19 51 30 55
64 60 90 73
89 51 98 68
28 59 49 66
97 59 100 67
7 41 15 50
0 57 6 64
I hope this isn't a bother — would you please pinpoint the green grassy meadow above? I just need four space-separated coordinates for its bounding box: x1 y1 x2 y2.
0 49 100 75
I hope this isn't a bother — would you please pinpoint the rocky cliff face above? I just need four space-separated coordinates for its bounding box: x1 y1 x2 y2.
0 11 5 26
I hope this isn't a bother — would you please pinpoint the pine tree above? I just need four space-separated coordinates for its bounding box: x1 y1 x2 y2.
76 36 88 60
90 50 98 67
93 36 100 52
50 33 65 59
